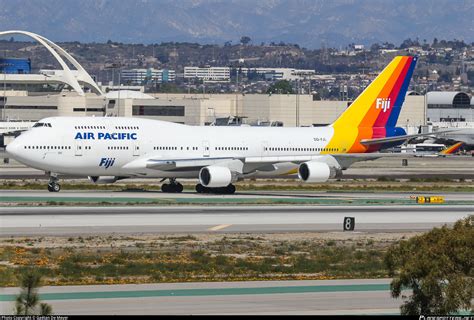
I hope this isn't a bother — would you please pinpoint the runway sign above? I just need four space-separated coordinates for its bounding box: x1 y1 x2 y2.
343 217 355 231
416 196 445 204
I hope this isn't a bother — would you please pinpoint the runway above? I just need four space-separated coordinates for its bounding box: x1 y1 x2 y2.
0 279 404 315
1 205 471 236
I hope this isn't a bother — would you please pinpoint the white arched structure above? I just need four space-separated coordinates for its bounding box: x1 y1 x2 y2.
0 30 102 96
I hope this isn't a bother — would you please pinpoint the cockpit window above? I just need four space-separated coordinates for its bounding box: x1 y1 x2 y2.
33 123 52 128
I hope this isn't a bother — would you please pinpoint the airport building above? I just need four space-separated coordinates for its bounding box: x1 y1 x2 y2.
238 67 316 81
0 58 31 74
120 68 176 85
0 90 427 132
427 91 473 123
184 67 231 82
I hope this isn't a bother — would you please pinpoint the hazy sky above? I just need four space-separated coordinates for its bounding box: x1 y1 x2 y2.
0 0 473 47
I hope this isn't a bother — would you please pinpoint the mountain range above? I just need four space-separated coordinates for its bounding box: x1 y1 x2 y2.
0 0 473 48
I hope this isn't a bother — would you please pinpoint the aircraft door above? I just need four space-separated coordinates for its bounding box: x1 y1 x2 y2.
75 140 83 156
262 141 269 156
202 140 210 157
133 143 140 156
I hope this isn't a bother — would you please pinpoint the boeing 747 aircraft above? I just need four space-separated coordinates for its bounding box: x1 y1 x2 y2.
7 56 421 194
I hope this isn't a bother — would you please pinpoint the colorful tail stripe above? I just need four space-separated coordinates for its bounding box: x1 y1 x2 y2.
326 56 417 154
440 142 464 155
386 57 417 128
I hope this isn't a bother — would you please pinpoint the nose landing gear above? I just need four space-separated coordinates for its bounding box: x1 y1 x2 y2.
47 183 61 192
47 174 61 192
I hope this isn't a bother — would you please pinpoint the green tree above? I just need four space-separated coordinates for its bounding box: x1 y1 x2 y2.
15 270 53 315
240 36 251 46
266 80 294 94
39 303 53 315
385 217 473 315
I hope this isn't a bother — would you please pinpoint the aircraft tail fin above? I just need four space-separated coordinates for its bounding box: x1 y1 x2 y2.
326 56 418 153
331 55 417 130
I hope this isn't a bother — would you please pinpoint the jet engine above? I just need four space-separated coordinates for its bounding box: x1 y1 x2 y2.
88 176 119 184
199 166 237 187
298 161 340 183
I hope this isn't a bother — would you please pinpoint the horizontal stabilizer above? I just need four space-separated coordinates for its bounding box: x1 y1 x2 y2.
360 129 457 146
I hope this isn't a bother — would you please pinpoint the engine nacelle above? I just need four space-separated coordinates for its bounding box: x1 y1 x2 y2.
298 161 340 183
88 176 119 184
199 166 235 188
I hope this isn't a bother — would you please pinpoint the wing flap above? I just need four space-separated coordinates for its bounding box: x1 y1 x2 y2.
245 155 312 163
146 157 236 171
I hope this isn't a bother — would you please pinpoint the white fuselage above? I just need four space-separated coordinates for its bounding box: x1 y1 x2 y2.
7 117 338 179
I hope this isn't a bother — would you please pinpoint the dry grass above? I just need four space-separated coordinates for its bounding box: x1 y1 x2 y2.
0 232 421 286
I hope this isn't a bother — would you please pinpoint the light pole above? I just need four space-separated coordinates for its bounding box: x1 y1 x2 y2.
1 62 7 121
2 69 5 120
117 69 121 117
235 66 239 117
296 79 300 127
105 63 122 117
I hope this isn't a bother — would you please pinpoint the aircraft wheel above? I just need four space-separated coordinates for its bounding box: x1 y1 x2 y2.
176 183 184 193
195 184 205 193
226 184 236 194
161 184 170 193
53 183 61 192
48 183 60 192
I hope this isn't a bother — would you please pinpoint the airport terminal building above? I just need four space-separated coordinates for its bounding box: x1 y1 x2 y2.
1 90 427 130
427 91 473 123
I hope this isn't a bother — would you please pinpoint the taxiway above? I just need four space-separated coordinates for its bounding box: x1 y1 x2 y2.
0 279 405 315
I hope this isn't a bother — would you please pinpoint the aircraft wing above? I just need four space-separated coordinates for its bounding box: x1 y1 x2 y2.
122 156 247 175
124 152 418 175
145 157 296 174
360 129 457 146
146 157 237 171
437 128 474 146
245 152 413 170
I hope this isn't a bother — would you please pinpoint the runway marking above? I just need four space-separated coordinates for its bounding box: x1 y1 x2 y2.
208 224 232 231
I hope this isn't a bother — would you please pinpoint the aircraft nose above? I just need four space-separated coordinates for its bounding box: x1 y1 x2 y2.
6 138 20 158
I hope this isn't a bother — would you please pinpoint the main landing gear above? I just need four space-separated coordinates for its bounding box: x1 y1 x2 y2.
195 184 236 195
47 174 61 192
161 178 184 193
